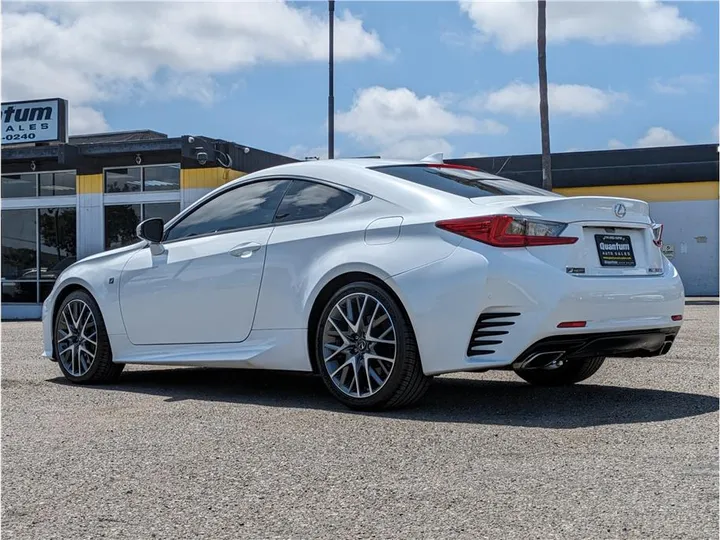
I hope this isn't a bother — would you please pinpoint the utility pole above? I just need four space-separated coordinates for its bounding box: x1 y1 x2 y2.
328 0 335 159
537 0 552 190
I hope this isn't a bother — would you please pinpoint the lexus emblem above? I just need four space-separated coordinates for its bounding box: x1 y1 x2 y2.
613 203 627 218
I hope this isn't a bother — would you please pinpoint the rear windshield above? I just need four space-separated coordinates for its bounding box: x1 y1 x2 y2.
370 165 562 198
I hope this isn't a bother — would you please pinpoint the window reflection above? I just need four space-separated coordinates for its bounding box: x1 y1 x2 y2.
144 165 180 192
144 202 180 224
39 172 77 196
274 181 353 223
1 281 37 303
104 203 181 250
1 174 37 198
1 209 37 280
165 180 289 242
104 205 141 249
105 168 142 193
39 207 77 280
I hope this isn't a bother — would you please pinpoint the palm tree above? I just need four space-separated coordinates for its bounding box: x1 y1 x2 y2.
537 0 552 190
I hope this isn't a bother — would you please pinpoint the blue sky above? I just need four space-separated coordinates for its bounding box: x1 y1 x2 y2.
3 1 718 159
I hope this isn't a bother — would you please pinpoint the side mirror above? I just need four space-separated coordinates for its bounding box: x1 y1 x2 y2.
136 218 165 255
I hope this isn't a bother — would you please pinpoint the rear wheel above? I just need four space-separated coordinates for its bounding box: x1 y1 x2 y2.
514 356 605 386
314 281 431 410
54 290 124 384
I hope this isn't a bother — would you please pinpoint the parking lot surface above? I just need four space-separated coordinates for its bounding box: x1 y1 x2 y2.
2 301 718 540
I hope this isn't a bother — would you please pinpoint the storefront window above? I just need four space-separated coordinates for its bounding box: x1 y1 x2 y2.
105 165 180 193
1 173 38 198
105 168 142 193
39 171 77 196
1 209 37 280
1 207 77 303
2 171 77 198
104 202 180 250
104 204 141 249
144 165 181 191
39 208 77 279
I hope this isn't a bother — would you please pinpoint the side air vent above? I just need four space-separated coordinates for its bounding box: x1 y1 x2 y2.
466 312 521 357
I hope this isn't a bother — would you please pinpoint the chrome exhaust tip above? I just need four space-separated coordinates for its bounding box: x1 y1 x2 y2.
514 351 566 370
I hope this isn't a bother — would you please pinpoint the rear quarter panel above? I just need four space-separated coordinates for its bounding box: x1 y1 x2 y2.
252 199 461 330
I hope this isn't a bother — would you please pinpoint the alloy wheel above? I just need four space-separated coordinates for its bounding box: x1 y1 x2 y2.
57 299 98 377
321 292 397 398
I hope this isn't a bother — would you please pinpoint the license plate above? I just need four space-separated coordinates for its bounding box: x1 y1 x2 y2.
595 234 636 267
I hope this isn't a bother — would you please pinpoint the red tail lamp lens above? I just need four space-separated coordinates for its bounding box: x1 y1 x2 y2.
557 321 587 328
436 214 578 247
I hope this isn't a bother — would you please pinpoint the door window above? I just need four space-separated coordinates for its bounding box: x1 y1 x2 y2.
164 179 290 242
274 180 354 224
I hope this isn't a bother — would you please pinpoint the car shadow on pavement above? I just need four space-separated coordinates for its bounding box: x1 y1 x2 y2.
47 367 719 429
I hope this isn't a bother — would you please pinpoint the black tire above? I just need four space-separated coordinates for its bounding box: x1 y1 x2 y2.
54 290 124 384
514 356 605 386
314 281 431 411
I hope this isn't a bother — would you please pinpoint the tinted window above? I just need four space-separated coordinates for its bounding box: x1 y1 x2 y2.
1 209 37 280
2 173 37 198
165 180 290 242
105 168 141 193
274 180 354 223
144 165 180 192
105 204 141 250
371 165 562 198
144 202 181 224
39 171 76 196
39 207 77 279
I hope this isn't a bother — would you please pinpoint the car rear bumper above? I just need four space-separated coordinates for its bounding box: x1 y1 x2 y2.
511 326 681 371
387 239 685 376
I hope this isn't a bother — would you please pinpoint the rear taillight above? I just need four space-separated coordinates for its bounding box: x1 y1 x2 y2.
436 214 578 247
652 222 663 247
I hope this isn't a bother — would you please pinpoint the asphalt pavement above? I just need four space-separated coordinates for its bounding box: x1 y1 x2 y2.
2 301 718 540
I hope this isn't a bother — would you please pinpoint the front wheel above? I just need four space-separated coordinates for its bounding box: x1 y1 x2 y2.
514 356 606 386
314 282 431 411
54 290 124 384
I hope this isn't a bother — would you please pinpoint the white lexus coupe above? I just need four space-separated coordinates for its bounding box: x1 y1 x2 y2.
42 157 685 410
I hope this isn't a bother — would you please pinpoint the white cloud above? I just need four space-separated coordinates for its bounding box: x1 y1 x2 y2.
2 1 384 132
459 0 697 52
69 106 110 135
469 82 628 118
636 127 686 147
651 74 710 95
608 139 627 149
461 152 487 158
335 86 507 159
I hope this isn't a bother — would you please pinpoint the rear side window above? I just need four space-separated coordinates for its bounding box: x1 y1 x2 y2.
371 165 561 198
273 180 354 223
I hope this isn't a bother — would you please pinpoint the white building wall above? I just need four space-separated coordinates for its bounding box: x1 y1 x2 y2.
649 199 719 296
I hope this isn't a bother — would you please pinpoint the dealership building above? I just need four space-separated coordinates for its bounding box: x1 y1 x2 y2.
1 98 718 320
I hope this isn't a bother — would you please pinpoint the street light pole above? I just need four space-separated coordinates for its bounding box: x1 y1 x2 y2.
328 0 335 160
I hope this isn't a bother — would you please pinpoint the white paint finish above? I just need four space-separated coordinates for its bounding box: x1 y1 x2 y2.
389 239 684 375
42 158 686 377
364 216 403 245
649 199 718 295
118 227 273 345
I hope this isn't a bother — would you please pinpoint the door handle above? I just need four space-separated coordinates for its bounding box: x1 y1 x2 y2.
229 242 262 258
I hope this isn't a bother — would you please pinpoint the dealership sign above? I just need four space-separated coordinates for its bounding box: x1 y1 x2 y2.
1 98 68 145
